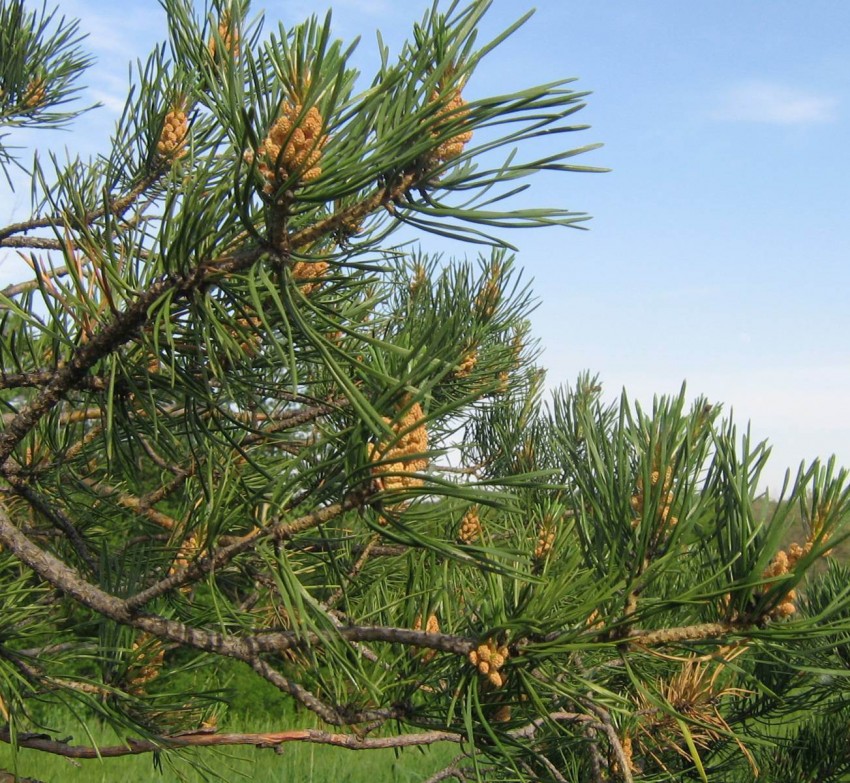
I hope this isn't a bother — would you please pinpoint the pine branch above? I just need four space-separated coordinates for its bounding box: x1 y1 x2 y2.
583 700 635 783
0 725 463 758
287 169 420 250
0 170 164 242
0 244 264 467
0 711 618 762
125 492 368 608
4 473 97 571
423 755 473 783
629 622 741 648
0 266 69 299
0 236 69 250
80 477 181 530
0 371 109 392
324 533 381 610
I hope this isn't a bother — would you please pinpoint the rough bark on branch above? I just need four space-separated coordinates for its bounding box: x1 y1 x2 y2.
0 726 463 759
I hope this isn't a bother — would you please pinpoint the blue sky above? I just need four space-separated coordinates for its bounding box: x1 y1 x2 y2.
2 0 848 493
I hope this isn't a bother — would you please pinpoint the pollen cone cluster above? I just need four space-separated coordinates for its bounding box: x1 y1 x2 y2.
757 522 833 621
249 102 328 193
368 402 429 494
201 714 219 731
611 735 637 778
409 264 427 297
475 266 502 321
454 348 477 378
291 259 329 295
169 533 200 577
232 315 262 356
630 465 677 529
520 438 535 467
585 609 604 630
534 517 556 560
510 331 527 370
809 501 833 548
469 639 509 688
429 88 473 164
761 542 813 619
24 78 46 108
156 106 189 160
207 12 240 59
24 436 47 470
413 613 440 664
129 634 165 694
458 506 482 544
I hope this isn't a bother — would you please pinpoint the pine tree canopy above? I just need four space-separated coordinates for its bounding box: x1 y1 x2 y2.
1 2 849 781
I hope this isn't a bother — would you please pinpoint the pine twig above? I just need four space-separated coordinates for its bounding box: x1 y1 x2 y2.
0 725 463 759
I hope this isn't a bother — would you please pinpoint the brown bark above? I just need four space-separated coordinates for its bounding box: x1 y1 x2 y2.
0 726 462 759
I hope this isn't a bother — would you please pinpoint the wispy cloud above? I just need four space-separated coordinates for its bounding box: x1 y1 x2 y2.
288 0 390 20
330 0 391 13
89 89 127 114
712 79 838 125
55 1 164 114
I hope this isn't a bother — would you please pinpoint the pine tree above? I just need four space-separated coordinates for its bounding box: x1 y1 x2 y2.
1 2 849 781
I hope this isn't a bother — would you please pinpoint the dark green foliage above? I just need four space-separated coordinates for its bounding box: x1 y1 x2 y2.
0 2 848 782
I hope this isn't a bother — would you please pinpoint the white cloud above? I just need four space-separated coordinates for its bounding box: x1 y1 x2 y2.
88 89 127 115
712 79 838 125
328 0 391 13
287 0 390 20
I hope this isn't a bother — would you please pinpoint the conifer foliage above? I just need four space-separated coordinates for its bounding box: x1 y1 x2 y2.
1 1 849 780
